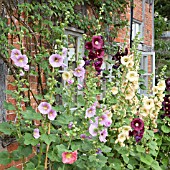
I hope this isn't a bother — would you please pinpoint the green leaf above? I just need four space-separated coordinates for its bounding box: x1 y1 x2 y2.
24 133 39 146
103 70 110 75
105 59 115 64
77 95 85 106
127 164 133 169
151 160 162 170
112 158 122 170
21 109 43 121
25 162 35 170
136 145 145 153
20 88 29 91
34 94 43 100
139 84 147 90
0 122 14 135
52 114 73 126
122 154 129 164
102 145 112 153
161 125 170 133
41 134 57 145
3 101 16 110
0 151 12 165
138 69 146 74
140 154 153 166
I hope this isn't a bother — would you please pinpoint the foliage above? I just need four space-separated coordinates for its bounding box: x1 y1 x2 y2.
0 0 169 170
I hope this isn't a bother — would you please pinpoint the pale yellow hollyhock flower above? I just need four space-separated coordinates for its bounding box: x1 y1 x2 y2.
121 56 130 66
117 133 127 143
125 89 135 100
143 98 155 110
126 60 134 68
105 111 112 120
121 126 131 138
129 54 134 60
62 71 73 81
157 80 166 91
152 86 159 94
139 106 149 117
111 86 118 95
157 93 165 102
126 71 139 82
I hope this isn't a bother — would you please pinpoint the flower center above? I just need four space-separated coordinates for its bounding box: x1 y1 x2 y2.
43 106 48 110
19 59 23 62
135 123 139 127
66 153 72 159
55 58 58 62
95 41 99 45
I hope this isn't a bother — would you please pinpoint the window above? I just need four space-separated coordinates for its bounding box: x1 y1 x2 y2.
132 20 142 40
140 52 155 95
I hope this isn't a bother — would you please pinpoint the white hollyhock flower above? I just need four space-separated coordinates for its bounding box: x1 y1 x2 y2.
126 71 139 82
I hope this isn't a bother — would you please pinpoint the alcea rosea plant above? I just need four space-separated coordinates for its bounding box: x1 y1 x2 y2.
0 1 169 170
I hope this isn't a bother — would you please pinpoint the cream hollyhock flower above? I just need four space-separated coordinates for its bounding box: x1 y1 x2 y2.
127 60 134 68
121 56 130 66
126 71 139 82
143 98 155 110
116 133 127 143
125 89 135 100
140 106 149 117
111 86 118 95
152 86 159 94
157 80 166 91
132 80 139 90
62 71 73 81
121 126 131 137
157 93 165 102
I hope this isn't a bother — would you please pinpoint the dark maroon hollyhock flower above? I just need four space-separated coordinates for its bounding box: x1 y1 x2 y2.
85 42 93 50
88 51 97 60
96 49 104 58
165 78 170 91
162 95 170 107
92 35 104 50
129 128 144 143
85 60 91 66
94 58 103 69
131 118 144 131
121 48 128 56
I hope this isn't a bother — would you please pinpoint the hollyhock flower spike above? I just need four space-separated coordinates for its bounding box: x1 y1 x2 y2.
49 54 64 67
11 49 22 62
38 102 52 114
62 150 77 164
131 118 144 131
165 78 170 91
92 35 104 50
48 109 57 120
33 128 40 139
14 55 28 68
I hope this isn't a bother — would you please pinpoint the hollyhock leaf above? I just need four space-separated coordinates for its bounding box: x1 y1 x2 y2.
151 160 162 170
139 84 147 90
3 101 16 110
0 122 14 135
103 70 110 75
81 141 94 151
102 145 112 153
21 109 43 120
24 133 39 146
71 141 82 151
136 145 145 153
138 69 146 74
105 59 115 64
140 154 153 166
161 125 170 133
52 114 73 126
77 95 85 106
7 167 19 170
148 141 158 150
127 164 133 169
89 155 96 162
0 151 12 165
25 162 35 170
122 154 129 164
41 134 57 145
111 158 122 170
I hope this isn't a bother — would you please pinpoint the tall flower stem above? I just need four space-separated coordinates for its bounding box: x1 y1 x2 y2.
45 122 51 170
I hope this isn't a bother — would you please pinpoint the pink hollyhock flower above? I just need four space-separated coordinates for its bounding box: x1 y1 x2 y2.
99 114 112 127
73 66 85 78
19 70 25 76
33 128 40 139
48 109 57 120
10 49 22 62
67 79 74 85
92 35 104 50
89 123 98 136
24 64 29 71
99 128 108 143
77 84 83 90
62 47 68 58
49 54 64 67
38 102 52 114
14 54 28 68
62 150 77 164
85 42 93 50
85 106 96 118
